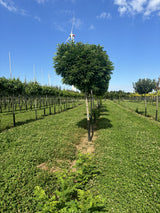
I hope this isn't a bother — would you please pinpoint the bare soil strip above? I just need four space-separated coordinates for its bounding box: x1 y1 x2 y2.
37 129 97 173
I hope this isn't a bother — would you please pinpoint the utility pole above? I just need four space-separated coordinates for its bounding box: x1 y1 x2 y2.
9 52 12 79
33 64 36 83
48 74 51 87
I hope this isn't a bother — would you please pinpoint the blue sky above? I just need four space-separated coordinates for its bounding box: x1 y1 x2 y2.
0 0 160 92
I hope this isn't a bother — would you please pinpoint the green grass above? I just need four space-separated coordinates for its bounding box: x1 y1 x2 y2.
0 104 87 212
1 100 160 212
0 101 81 131
94 100 160 212
117 99 160 121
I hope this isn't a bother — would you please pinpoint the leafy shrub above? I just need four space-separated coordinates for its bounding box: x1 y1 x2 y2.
34 154 105 212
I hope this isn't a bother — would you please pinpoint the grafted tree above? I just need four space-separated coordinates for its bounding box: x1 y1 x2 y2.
133 78 156 95
155 77 160 120
53 42 114 140
133 78 156 116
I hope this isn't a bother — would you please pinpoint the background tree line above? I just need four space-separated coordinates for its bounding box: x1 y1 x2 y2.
0 77 84 98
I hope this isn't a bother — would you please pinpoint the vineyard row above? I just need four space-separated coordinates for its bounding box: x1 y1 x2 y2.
0 96 83 131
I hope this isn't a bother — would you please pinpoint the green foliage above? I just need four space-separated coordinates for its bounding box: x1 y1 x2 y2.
104 90 130 100
34 154 104 212
0 77 24 96
53 42 114 96
133 78 156 94
0 77 84 98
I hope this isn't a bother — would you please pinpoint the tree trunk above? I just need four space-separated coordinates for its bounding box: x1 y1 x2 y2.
85 94 91 142
155 92 158 121
12 96 16 126
90 90 94 137
35 98 37 120
145 95 147 117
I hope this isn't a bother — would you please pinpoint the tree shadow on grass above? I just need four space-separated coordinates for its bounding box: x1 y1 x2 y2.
0 117 44 132
77 105 112 140
135 110 151 118
96 117 113 130
77 117 112 131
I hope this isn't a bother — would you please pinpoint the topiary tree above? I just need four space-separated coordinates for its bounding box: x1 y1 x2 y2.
155 77 160 121
133 78 156 116
133 78 156 95
53 42 114 141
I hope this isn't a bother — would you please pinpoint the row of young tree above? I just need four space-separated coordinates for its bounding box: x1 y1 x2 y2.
104 90 130 100
104 78 160 121
104 78 160 100
0 77 83 98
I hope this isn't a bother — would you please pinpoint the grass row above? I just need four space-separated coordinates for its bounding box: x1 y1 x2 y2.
1 99 160 212
117 99 160 121
94 100 160 212
0 101 81 131
0 104 87 212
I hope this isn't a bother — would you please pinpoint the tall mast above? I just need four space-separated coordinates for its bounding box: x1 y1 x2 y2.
9 52 12 79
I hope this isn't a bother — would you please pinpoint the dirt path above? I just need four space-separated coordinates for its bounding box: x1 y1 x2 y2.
37 129 97 173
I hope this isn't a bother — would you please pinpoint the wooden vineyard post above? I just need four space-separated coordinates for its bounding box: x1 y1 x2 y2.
155 79 160 121
54 98 56 114
12 95 16 126
49 97 51 115
25 97 27 110
86 94 91 142
63 99 66 111
155 92 158 121
0 97 2 113
66 97 68 110
19 97 21 111
34 97 37 120
90 90 93 138
8 97 11 112
145 95 147 117
60 98 62 112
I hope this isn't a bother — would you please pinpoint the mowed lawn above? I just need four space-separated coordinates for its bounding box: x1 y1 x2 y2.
0 104 87 212
118 99 160 122
94 100 160 212
0 100 160 212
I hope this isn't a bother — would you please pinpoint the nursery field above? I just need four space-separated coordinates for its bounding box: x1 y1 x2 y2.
0 100 160 212
0 97 82 131
0 104 87 212
94 100 160 212
117 99 160 122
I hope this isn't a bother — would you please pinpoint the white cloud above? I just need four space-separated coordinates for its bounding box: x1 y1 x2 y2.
35 0 76 4
96 12 111 19
0 0 28 15
73 18 82 29
0 0 17 12
35 0 48 4
34 16 41 22
54 23 66 32
144 0 160 16
89 24 95 30
114 0 160 17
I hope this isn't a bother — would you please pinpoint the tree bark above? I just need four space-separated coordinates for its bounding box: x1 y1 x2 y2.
85 94 91 141
12 96 16 126
35 98 37 120
155 92 158 121
145 95 147 117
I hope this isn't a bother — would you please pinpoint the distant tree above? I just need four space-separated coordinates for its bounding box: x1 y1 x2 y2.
155 77 160 120
133 78 156 94
133 78 156 116
53 42 114 140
